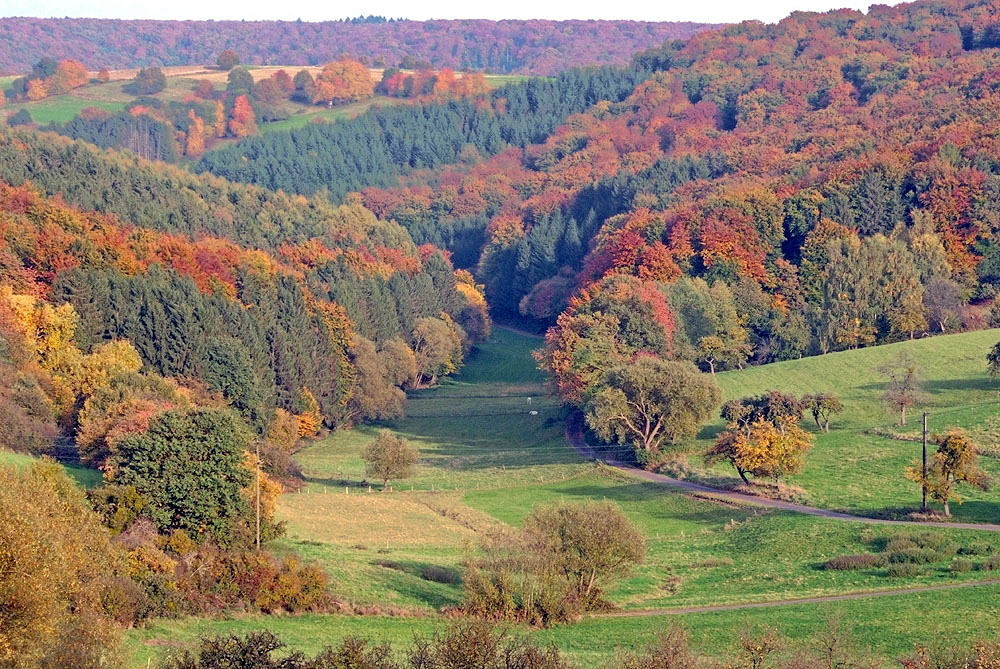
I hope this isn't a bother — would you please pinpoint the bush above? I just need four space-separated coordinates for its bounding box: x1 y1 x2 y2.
959 542 995 556
888 548 939 565
464 500 645 626
887 563 921 578
7 109 32 126
421 565 461 585
823 554 884 570
980 555 1000 571
950 558 975 573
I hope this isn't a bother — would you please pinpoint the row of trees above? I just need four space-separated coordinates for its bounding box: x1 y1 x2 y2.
197 65 652 199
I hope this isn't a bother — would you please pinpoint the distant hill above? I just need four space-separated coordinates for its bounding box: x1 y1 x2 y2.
0 18 717 75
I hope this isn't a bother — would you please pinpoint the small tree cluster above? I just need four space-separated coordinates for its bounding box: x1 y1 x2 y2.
709 390 817 485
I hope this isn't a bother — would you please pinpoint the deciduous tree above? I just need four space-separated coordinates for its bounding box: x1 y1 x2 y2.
362 430 419 490
585 357 721 454
706 417 814 485
878 352 926 426
906 429 991 517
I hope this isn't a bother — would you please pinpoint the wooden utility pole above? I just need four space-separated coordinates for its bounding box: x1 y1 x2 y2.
255 440 261 551
921 412 928 512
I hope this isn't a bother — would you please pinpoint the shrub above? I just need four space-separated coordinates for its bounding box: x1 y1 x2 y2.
823 554 884 570
887 548 939 564
7 109 32 126
959 542 995 556
692 557 734 569
464 500 645 626
980 555 1000 571
887 563 921 578
610 626 703 669
422 565 461 585
950 558 974 573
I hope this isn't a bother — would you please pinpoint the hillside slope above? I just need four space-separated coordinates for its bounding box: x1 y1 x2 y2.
690 330 1000 521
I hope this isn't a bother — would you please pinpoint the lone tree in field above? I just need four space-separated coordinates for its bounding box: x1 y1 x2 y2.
877 352 926 426
706 417 814 485
906 429 991 517
987 341 1000 378
801 393 843 432
584 357 721 455
216 50 241 70
362 430 419 490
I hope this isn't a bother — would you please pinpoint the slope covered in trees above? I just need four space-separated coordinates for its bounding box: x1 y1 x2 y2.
0 18 716 76
334 0 1000 398
195 65 654 199
0 130 489 433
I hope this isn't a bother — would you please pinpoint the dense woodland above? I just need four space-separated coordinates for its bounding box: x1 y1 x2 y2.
0 129 489 433
0 18 715 75
196 65 654 199
328 0 1000 415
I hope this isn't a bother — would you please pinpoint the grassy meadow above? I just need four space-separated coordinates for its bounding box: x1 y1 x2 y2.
680 329 1000 522
126 327 1000 667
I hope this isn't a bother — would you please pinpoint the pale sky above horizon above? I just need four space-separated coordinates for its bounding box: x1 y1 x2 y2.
1 0 899 25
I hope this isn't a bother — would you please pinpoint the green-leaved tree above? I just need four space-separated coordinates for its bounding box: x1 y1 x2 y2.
362 430 419 490
584 357 722 455
109 407 252 544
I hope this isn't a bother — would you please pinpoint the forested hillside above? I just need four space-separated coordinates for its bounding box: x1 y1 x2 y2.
0 130 489 433
324 0 1000 393
195 65 653 199
0 18 716 75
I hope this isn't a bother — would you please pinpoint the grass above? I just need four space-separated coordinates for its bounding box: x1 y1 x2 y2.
676 329 1000 522
260 97 406 133
126 582 1000 668
3 97 126 124
0 448 103 487
2 66 532 131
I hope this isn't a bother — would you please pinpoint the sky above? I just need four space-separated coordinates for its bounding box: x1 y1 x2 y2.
2 0 895 24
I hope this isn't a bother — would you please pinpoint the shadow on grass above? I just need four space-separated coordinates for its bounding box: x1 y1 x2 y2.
370 562 464 611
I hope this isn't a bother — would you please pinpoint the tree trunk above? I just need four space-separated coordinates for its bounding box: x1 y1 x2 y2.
899 406 906 427
383 479 389 492
707 360 715 375
737 467 750 485
823 418 830 433
943 498 950 517
812 412 821 430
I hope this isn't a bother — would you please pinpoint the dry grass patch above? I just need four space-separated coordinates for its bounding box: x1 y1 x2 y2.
277 491 476 548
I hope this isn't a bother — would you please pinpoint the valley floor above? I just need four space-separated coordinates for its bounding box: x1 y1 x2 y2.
126 327 1000 667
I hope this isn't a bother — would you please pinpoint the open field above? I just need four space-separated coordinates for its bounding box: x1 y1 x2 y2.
126 582 1000 667
0 447 103 487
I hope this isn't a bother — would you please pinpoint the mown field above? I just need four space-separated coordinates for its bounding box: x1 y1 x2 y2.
126 327 1000 667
